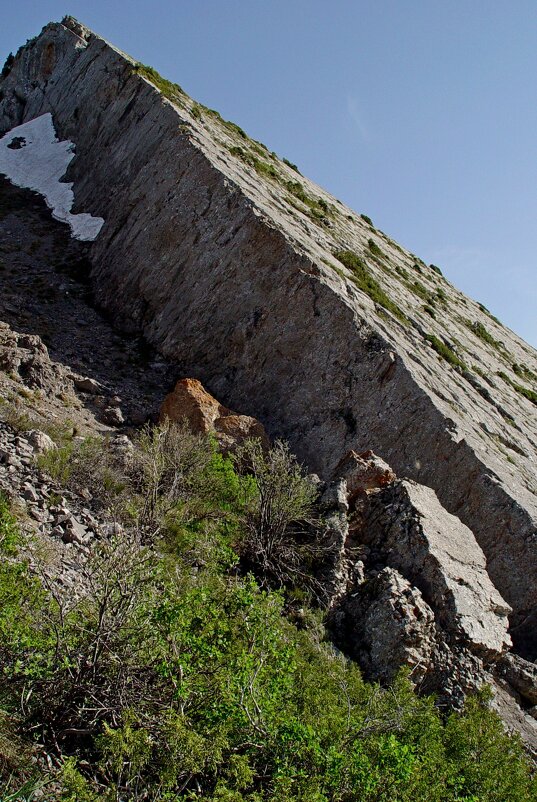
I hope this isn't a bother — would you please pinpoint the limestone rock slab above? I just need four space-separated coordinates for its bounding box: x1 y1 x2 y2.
363 480 512 658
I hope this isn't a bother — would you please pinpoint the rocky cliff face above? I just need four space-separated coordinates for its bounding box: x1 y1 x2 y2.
0 16 536 707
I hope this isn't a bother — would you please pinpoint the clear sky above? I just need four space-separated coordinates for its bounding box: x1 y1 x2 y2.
1 1 536 347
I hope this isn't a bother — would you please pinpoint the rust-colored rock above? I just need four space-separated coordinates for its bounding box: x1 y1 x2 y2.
333 449 396 506
159 378 269 452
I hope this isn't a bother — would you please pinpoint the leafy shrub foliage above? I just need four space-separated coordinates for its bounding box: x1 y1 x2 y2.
335 250 408 325
425 334 467 371
133 62 185 101
1 428 536 800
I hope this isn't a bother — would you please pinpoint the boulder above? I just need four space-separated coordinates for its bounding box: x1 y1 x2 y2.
333 449 396 507
101 406 124 426
159 378 269 452
26 429 56 453
363 480 512 658
72 375 102 394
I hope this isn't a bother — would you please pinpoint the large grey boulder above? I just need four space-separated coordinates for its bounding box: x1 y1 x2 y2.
363 480 512 658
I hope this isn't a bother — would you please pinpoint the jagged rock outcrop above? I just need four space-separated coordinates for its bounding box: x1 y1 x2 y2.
333 449 396 506
499 654 537 706
0 322 72 398
326 463 515 711
159 377 269 451
343 566 437 684
363 480 512 658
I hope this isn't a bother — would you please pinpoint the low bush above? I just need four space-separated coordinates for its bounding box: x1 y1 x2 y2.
133 62 184 101
498 372 537 406
283 157 300 173
1 427 536 800
425 334 467 371
368 238 385 259
335 250 408 325
464 319 500 350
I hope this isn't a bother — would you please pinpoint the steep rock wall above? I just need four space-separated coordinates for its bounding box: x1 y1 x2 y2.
0 18 536 653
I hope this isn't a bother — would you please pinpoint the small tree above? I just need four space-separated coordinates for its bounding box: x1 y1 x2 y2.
235 439 324 595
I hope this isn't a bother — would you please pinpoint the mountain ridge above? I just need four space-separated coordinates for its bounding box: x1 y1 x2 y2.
1 16 536 656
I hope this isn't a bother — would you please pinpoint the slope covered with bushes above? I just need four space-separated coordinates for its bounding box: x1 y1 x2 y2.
1 425 536 801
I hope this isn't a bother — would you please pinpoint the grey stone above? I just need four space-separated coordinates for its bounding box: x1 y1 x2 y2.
363 480 512 658
26 429 56 454
344 567 437 684
72 375 101 394
22 483 39 502
101 406 124 426
498 653 537 705
62 517 89 545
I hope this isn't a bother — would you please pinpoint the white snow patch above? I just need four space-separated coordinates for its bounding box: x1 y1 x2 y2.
0 113 104 241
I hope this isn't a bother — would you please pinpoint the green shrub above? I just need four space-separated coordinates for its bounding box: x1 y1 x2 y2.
429 263 443 276
1 427 537 800
512 363 537 382
425 334 467 371
335 250 408 325
133 62 184 101
464 319 500 349
411 281 432 302
498 372 537 406
360 213 373 226
478 302 501 325
0 493 20 555
368 238 385 259
283 157 300 173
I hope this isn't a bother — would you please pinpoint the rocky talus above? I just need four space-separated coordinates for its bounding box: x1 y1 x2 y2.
0 15 537 752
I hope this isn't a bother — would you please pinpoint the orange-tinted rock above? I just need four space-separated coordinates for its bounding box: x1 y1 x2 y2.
334 449 396 506
159 378 269 452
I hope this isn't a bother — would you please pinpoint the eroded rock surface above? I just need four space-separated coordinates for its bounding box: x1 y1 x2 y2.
343 566 437 684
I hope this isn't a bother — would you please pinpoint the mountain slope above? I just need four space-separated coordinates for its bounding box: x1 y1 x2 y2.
0 15 536 660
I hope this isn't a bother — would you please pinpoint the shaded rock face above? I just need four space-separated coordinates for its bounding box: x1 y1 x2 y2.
0 18 536 659
159 378 269 452
499 654 537 706
0 323 72 397
344 567 437 685
326 465 515 711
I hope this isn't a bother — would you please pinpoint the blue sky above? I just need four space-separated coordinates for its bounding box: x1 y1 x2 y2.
1 1 536 346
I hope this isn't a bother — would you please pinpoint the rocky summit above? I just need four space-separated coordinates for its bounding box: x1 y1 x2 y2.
1 15 537 791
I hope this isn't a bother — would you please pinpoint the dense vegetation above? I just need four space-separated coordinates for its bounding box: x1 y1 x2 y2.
1 425 536 801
